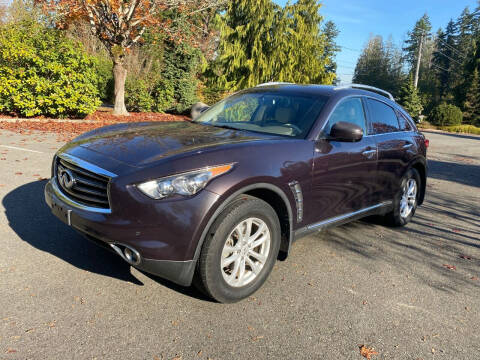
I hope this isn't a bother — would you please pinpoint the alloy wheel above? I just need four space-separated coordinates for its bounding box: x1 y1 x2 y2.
220 217 271 288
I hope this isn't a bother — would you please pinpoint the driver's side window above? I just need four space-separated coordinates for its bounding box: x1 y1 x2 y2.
324 97 366 136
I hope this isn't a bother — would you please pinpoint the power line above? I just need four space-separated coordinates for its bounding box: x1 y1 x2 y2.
434 49 464 67
435 36 467 59
340 46 362 52
430 62 451 73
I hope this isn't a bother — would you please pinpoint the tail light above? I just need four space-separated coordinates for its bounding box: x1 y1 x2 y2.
424 139 430 148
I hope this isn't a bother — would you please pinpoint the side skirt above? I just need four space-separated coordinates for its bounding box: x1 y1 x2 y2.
293 201 393 240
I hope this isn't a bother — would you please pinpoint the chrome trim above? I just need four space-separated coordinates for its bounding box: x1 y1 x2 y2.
50 179 112 214
110 243 142 266
289 181 304 222
57 153 117 179
256 82 294 87
305 201 392 232
335 84 395 101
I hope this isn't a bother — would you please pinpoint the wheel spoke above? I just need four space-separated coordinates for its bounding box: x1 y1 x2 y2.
222 253 239 268
251 235 268 249
245 219 253 238
249 250 266 264
248 222 266 243
245 257 261 275
237 258 246 285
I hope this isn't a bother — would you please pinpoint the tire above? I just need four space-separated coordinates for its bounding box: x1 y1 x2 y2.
195 195 281 303
384 168 421 227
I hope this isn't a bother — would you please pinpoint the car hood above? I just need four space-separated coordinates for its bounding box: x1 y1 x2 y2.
65 121 274 167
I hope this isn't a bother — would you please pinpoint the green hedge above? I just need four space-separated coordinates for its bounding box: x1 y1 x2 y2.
429 103 463 127
0 21 100 118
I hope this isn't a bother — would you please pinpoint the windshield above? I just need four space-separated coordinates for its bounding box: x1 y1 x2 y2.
194 92 328 138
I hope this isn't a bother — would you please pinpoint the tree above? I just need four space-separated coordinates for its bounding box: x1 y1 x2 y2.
215 0 338 91
403 14 432 69
322 20 340 81
216 0 277 90
353 35 403 96
398 76 423 120
36 0 225 115
463 67 480 125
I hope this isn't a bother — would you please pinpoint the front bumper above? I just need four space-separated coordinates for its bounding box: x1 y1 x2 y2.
44 179 219 286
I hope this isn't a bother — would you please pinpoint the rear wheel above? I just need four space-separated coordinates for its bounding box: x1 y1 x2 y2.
384 168 421 227
195 195 281 303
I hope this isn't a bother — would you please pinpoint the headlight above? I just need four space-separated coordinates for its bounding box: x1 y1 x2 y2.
137 164 234 199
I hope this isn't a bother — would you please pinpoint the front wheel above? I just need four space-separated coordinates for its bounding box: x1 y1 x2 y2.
384 168 421 227
195 195 281 303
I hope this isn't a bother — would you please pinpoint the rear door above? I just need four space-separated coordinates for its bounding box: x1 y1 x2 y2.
365 98 416 203
309 97 378 224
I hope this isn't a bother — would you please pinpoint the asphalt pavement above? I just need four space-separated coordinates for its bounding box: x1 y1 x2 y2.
0 129 479 359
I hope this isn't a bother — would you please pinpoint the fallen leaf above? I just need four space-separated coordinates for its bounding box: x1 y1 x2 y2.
252 335 264 341
6 348 17 354
247 326 255 331
359 345 378 359
443 264 456 271
14 172 22 175
197 350 203 356
172 356 182 360
471 277 479 281
460 255 472 260
362 300 368 305
451 228 461 233
33 174 40 177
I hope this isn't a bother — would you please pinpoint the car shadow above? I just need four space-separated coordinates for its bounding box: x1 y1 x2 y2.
428 160 480 188
3 180 212 301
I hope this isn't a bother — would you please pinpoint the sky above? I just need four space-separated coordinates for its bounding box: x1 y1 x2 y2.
275 0 479 84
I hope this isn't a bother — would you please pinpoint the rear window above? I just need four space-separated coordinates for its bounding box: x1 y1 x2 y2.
397 111 413 131
367 98 400 134
194 92 328 138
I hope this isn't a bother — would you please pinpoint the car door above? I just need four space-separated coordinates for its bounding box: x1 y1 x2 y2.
365 98 417 203
309 97 378 224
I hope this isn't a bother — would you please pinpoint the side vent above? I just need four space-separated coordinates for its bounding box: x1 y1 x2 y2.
289 181 304 222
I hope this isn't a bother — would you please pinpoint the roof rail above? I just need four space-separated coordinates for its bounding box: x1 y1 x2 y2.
256 82 295 87
334 84 395 102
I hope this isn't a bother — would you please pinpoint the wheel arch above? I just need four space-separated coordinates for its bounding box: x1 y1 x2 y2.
193 183 294 264
409 158 427 205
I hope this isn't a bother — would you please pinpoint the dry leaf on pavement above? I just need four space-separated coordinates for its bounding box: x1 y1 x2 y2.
359 345 378 359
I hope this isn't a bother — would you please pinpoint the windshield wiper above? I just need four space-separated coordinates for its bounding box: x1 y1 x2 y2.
211 124 242 131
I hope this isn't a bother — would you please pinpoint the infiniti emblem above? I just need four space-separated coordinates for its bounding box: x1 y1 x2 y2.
57 166 76 190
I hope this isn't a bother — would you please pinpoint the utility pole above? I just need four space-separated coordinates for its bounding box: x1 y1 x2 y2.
414 33 424 89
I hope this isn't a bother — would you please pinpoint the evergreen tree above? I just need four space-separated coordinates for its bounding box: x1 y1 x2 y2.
353 35 403 96
216 0 276 90
398 76 424 120
403 14 432 69
463 65 480 125
215 0 338 91
273 0 336 84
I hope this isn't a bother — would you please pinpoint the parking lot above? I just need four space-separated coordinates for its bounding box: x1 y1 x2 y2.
0 129 479 359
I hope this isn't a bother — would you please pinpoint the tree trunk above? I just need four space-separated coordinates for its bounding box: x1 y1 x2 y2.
113 61 129 116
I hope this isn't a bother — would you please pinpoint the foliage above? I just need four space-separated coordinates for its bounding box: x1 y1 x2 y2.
429 103 463 126
353 35 404 97
213 0 338 92
34 0 226 115
463 67 480 125
94 56 114 102
439 124 480 135
0 21 100 118
398 76 423 120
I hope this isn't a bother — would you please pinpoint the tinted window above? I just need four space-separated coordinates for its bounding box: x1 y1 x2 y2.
397 111 413 131
324 97 366 135
367 99 400 134
194 92 328 138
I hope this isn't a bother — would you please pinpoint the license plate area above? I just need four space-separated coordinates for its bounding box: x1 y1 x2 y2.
51 202 72 226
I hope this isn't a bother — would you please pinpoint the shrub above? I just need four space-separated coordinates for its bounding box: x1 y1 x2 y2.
94 56 114 103
125 78 155 112
440 124 480 135
0 21 101 118
429 103 463 127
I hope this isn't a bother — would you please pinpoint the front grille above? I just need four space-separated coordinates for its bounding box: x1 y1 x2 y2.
55 157 111 210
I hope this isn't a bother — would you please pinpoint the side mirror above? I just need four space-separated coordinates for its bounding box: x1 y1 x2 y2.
329 121 363 142
191 102 210 120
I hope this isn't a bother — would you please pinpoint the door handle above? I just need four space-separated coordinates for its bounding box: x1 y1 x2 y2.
362 149 377 159
403 143 413 149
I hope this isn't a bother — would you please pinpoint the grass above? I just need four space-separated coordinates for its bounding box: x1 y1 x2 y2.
417 121 480 135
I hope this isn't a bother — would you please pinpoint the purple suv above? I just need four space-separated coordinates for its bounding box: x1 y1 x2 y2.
45 83 428 303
